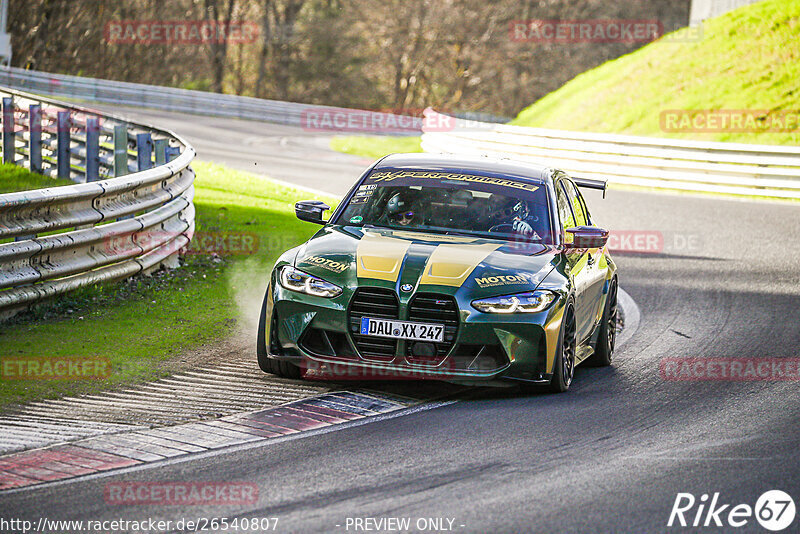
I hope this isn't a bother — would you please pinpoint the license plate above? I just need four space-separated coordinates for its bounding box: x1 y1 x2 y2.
360 317 444 342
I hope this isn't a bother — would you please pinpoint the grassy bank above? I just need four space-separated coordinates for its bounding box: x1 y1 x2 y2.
513 0 799 145
328 0 798 162
0 161 338 408
0 163 74 194
330 135 422 160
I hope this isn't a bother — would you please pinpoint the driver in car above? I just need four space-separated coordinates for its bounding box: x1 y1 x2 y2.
385 192 419 227
488 196 543 240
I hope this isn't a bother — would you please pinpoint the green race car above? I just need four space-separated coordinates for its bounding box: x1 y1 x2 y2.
257 154 618 392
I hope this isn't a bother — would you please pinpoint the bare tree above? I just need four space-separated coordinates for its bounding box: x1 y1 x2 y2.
202 0 237 93
8 0 691 116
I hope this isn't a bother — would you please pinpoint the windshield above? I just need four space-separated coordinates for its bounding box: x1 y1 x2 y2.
335 169 553 243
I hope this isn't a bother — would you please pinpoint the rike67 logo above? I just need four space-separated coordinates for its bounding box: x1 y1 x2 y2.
669 490 796 531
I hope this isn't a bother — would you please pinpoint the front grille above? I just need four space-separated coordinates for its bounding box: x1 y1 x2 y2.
349 287 399 361
406 293 459 364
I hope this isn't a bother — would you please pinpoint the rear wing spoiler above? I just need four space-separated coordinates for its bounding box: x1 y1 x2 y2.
573 177 608 198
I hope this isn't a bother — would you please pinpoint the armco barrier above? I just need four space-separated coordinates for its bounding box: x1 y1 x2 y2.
421 109 800 199
0 66 510 131
0 66 421 131
0 86 195 317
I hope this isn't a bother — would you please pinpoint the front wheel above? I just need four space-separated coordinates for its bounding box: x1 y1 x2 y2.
587 278 617 367
548 305 576 393
257 291 302 379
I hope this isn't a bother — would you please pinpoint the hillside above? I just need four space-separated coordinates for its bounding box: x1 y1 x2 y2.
513 0 799 145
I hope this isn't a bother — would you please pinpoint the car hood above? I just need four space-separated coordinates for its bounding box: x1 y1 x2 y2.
293 225 559 296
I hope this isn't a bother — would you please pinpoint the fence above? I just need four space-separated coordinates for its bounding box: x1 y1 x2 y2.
0 86 195 317
0 66 510 130
0 65 421 129
421 109 800 199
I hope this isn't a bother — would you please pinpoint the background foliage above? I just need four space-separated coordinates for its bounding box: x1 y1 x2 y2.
9 0 691 117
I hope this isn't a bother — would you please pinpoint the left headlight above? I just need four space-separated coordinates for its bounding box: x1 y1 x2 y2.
279 265 342 298
471 290 556 314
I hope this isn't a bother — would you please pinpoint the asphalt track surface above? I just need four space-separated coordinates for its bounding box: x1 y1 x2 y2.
2 108 800 533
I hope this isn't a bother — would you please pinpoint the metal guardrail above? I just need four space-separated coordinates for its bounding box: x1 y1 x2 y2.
0 66 511 130
421 109 800 199
0 86 195 317
0 65 422 130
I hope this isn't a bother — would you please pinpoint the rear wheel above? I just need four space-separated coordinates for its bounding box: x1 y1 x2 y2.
587 278 617 367
257 291 302 379
548 305 576 393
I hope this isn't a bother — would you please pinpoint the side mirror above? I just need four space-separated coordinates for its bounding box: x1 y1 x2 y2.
295 200 330 225
565 226 609 248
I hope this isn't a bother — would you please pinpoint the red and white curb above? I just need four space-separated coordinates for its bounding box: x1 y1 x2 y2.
0 390 415 491
0 357 333 455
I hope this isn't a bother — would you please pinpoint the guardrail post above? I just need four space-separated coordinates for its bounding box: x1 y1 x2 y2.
136 133 153 171
57 111 71 179
86 117 100 182
29 104 42 174
0 82 198 319
113 124 128 177
2 97 14 164
154 138 168 166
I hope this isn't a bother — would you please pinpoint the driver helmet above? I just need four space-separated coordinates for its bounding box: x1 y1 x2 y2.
490 196 528 221
511 200 530 220
387 192 416 226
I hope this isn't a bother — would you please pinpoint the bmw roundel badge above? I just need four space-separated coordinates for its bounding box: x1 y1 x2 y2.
401 283 413 292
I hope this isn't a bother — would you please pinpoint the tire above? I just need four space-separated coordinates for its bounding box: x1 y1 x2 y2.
548 305 576 393
256 291 302 379
587 278 617 367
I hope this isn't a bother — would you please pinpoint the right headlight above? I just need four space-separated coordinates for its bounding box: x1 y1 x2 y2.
471 290 556 314
279 265 342 298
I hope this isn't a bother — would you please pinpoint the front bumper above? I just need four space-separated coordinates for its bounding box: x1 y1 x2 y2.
263 282 564 383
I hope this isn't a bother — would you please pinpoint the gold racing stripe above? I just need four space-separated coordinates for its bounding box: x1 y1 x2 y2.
544 305 565 374
356 233 411 282
418 243 501 287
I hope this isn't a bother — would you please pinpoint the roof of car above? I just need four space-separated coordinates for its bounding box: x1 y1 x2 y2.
373 153 553 184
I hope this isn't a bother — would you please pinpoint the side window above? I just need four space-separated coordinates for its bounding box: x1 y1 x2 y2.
556 181 576 242
565 180 588 227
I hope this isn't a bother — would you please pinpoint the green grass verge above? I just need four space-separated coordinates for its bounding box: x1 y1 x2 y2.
0 163 74 194
330 135 422 159
513 0 799 145
0 161 338 409
607 182 800 203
